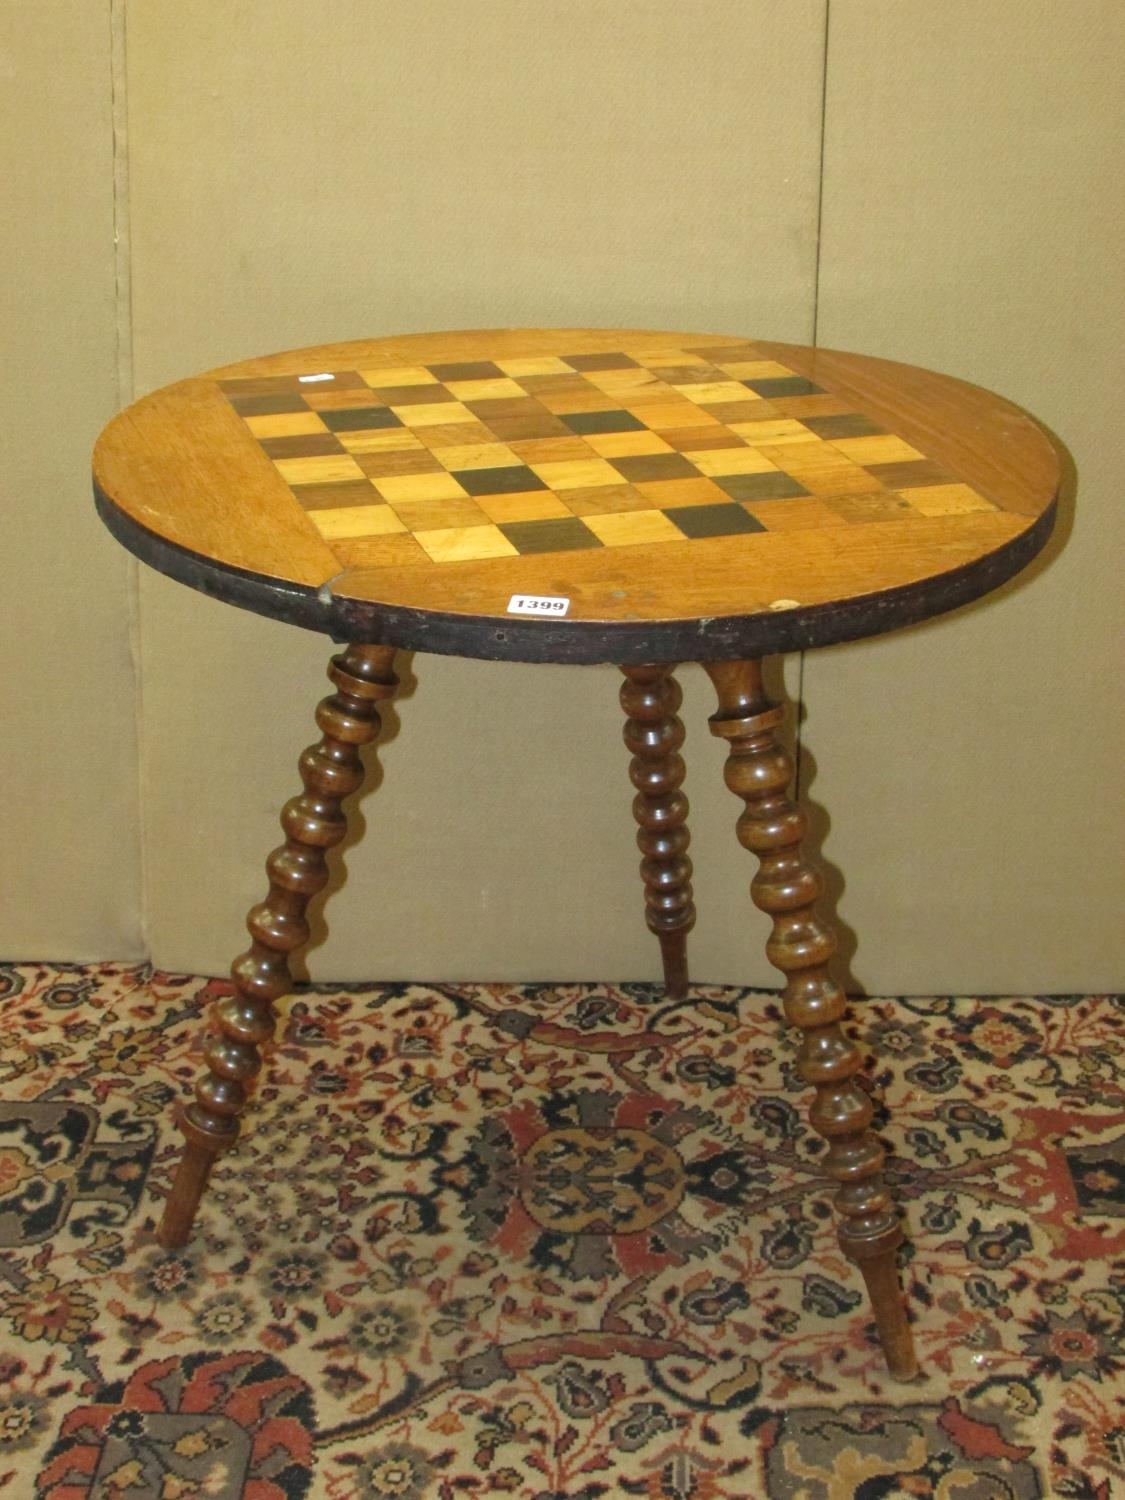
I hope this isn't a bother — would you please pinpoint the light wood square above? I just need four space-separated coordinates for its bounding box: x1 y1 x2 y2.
728 419 819 446
495 356 574 376
660 426 745 453
507 437 599 464
830 435 926 465
337 430 427 454
429 442 522 471
616 385 681 409
743 498 848 532
308 504 406 541
905 483 996 516
823 493 919 524
274 454 366 485
359 365 441 387
631 348 712 367
768 395 851 418
305 388 390 411
355 449 443 480
390 401 475 427
714 360 799 379
703 400 769 424
413 524 519 563
584 369 666 395
761 447 878 496
529 458 624 491
556 484 651 516
244 411 328 438
444 378 527 401
636 477 730 508
330 532 430 570
375 472 470 504
634 402 721 430
538 389 621 415
417 422 495 449
389 495 490 531
672 381 759 406
474 492 572 523
583 431 674 458
691 448 779 477
582 509 684 547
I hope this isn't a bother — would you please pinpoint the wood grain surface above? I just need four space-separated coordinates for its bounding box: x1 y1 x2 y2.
93 329 1061 663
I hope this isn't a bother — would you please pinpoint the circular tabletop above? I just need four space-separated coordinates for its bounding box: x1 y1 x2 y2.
93 328 1060 664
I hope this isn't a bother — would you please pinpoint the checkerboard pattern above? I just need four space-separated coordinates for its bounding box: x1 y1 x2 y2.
218 346 999 570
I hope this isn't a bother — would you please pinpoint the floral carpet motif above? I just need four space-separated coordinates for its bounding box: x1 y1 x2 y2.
0 963 1121 1498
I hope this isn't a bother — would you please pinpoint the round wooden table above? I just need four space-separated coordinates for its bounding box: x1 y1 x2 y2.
93 328 1061 1382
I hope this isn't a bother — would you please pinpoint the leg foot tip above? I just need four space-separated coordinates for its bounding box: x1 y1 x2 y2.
156 1216 191 1251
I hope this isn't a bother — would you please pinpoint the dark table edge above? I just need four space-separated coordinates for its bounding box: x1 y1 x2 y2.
94 480 1057 666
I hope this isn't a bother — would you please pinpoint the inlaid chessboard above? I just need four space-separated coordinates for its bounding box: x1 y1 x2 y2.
218 345 999 572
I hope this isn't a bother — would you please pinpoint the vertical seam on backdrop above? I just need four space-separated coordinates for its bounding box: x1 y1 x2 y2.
811 0 831 351
111 0 149 958
111 0 132 406
796 0 831 801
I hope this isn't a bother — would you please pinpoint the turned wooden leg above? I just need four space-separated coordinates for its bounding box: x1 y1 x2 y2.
703 659 918 1380
158 643 399 1248
619 664 696 1000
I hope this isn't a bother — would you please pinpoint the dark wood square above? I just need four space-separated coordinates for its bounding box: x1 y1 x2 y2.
661 428 747 452
483 413 574 441
451 465 548 497
427 361 505 381
291 480 383 510
499 517 603 554
227 393 309 417
714 472 812 502
802 413 887 439
320 406 402 432
657 365 726 384
668 503 767 539
563 353 640 371
467 397 552 421
218 375 305 396
865 459 959 489
367 384 454 406
355 450 445 479
259 434 345 460
561 410 647 435
609 453 701 484
744 377 825 398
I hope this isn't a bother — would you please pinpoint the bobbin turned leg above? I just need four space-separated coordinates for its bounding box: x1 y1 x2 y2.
703 658 917 1380
158 643 399 1249
619 664 696 999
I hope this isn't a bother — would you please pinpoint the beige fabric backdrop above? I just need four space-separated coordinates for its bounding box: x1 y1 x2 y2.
2 2 1121 990
0 7 142 960
806 0 1125 992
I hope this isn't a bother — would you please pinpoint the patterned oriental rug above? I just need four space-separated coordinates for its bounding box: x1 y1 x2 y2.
0 965 1120 1499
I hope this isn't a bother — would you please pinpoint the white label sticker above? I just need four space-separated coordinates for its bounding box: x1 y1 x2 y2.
298 372 334 384
507 594 570 617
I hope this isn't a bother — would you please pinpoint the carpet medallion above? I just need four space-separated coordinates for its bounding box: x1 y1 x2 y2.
0 964 1120 1497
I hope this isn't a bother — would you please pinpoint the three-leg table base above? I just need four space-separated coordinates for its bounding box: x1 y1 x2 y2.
158 648 917 1381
